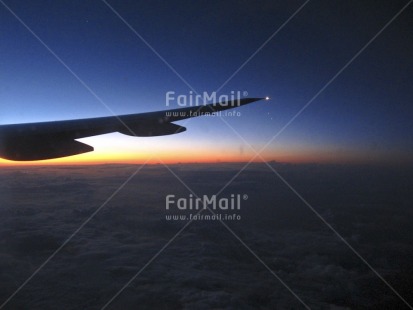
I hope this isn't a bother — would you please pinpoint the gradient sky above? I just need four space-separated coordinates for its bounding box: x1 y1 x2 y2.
1 0 412 165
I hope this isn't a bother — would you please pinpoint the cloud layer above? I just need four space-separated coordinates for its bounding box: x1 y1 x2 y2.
0 163 412 309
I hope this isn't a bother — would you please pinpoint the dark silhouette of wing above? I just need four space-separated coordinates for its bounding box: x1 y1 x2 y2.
0 98 265 161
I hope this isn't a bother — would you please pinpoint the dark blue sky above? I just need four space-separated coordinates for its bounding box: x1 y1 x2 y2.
1 0 412 164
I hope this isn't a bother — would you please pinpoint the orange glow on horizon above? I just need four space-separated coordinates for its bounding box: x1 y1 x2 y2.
0 146 408 167
0 151 256 166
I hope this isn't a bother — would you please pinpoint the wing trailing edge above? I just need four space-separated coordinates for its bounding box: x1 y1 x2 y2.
118 122 186 137
0 136 93 161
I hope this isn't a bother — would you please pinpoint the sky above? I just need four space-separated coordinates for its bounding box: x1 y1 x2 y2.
0 0 412 165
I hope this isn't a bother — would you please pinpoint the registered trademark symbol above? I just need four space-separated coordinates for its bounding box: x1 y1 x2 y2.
243 194 248 200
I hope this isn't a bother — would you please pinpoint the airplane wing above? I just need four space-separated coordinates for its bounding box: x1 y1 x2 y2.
0 97 265 161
